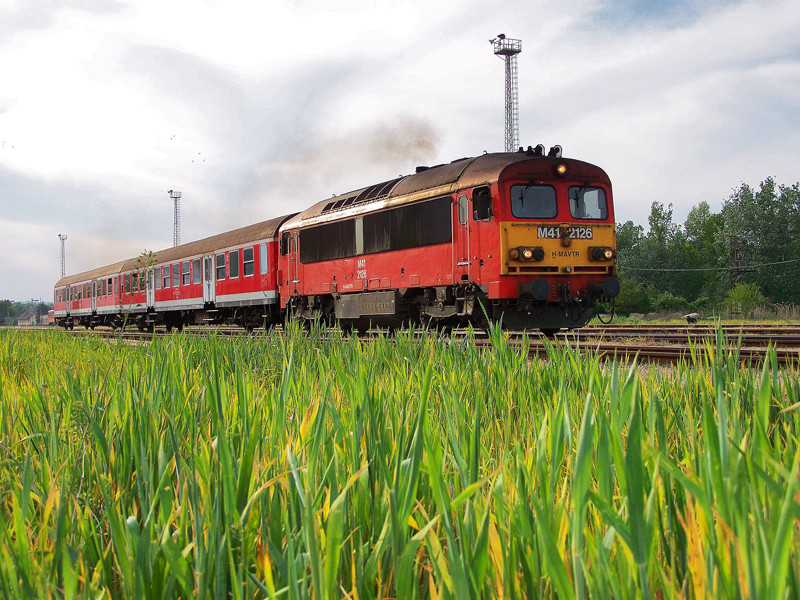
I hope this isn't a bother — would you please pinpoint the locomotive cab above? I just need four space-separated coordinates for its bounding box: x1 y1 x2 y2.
480 154 619 330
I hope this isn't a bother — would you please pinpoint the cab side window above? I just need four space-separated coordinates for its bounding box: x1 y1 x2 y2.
473 187 493 221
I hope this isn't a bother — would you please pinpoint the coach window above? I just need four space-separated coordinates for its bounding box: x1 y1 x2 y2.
172 263 180 287
259 243 268 274
125 274 131 294
163 265 170 288
108 277 113 295
243 247 254 277
102 279 106 296
216 254 226 280
192 259 201 284
229 250 240 278
510 185 557 219
182 261 190 285
569 186 608 220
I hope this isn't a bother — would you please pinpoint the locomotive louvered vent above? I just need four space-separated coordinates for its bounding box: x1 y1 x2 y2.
320 177 403 215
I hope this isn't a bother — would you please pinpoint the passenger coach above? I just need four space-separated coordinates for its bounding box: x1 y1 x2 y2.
54 214 295 330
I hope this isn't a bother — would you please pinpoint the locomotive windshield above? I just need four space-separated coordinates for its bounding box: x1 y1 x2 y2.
569 186 608 220
510 184 557 219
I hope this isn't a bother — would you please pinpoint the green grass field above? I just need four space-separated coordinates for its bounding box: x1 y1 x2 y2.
0 325 798 599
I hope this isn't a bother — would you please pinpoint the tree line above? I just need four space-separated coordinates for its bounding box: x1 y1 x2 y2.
0 300 53 325
614 177 800 316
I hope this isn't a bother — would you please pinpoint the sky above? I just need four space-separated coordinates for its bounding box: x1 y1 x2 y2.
1 0 798 301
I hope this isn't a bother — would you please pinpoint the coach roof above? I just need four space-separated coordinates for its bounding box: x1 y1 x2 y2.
120 213 296 272
55 213 296 288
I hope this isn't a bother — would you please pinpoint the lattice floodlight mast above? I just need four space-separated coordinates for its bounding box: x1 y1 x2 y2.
492 35 522 153
168 190 182 247
58 234 67 278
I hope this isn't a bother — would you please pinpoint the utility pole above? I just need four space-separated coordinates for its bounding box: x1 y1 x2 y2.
491 34 522 152
168 190 182 247
58 234 67 278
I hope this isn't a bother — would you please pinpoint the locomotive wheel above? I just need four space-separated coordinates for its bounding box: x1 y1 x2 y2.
540 328 559 338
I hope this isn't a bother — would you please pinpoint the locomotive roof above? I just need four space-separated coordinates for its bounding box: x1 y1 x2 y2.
282 151 610 229
55 213 296 288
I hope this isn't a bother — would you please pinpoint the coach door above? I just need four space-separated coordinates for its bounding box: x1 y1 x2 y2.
454 194 471 283
203 256 216 304
146 269 155 309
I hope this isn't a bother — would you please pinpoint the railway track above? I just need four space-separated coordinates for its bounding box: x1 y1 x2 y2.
29 322 800 366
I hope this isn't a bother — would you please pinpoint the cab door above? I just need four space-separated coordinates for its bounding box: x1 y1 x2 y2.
203 256 216 304
454 194 471 283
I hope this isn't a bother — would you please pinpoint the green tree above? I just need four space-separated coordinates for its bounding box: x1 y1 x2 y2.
722 178 800 303
724 283 766 314
612 277 652 315
682 202 726 303
0 300 13 325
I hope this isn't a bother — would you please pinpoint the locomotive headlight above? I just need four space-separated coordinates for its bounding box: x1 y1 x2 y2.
521 247 534 260
554 161 568 177
590 246 615 261
532 247 545 261
509 248 520 260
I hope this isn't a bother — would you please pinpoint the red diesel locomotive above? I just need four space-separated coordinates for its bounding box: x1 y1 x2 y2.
279 146 619 332
54 146 619 333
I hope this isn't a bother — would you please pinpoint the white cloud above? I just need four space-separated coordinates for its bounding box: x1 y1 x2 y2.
0 0 798 300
